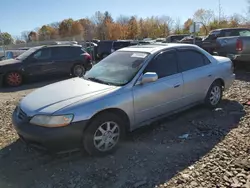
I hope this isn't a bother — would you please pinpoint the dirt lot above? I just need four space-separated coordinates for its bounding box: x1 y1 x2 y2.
0 71 250 188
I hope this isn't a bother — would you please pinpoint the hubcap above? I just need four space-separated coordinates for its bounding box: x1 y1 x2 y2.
93 121 120 152
74 65 85 77
210 86 221 105
7 73 22 86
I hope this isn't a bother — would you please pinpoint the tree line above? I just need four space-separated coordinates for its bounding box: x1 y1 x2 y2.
1 7 250 45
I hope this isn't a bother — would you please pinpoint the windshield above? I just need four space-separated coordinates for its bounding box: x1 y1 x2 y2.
84 51 149 86
16 47 39 60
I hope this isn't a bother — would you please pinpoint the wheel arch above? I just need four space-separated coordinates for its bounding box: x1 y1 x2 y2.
213 78 225 89
84 108 131 133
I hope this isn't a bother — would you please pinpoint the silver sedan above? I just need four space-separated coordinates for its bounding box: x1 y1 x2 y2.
12 43 235 156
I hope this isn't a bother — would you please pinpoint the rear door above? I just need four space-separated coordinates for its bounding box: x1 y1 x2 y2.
51 47 83 74
177 49 214 105
133 49 184 124
24 48 54 76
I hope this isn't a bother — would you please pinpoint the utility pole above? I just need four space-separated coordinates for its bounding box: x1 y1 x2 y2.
218 0 222 24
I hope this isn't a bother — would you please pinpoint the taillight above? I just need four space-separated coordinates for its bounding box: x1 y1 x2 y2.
85 53 92 61
236 39 243 51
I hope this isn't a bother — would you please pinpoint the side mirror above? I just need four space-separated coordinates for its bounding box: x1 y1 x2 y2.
140 72 158 84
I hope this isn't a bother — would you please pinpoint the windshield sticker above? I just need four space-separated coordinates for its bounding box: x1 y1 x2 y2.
131 53 147 58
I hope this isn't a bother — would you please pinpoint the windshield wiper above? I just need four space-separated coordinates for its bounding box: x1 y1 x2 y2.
85 77 111 85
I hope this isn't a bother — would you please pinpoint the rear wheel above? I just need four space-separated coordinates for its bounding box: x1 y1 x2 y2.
72 64 86 77
5 72 23 87
83 112 125 156
205 81 223 108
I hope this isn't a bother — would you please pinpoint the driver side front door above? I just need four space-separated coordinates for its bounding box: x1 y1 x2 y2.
24 48 54 76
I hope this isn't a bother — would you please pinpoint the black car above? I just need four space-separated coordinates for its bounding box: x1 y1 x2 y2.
97 40 135 59
0 44 92 87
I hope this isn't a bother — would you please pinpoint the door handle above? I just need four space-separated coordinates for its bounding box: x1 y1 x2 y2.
174 84 181 88
208 74 212 77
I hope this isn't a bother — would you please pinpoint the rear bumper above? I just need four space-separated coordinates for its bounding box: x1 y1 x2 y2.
85 62 93 71
226 54 250 62
12 109 89 153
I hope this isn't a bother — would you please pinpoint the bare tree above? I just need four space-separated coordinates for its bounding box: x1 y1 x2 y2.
116 15 130 25
159 15 174 35
174 18 182 34
21 31 30 42
193 9 214 26
49 22 60 29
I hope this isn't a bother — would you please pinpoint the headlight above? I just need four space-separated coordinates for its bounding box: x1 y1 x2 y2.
30 114 74 127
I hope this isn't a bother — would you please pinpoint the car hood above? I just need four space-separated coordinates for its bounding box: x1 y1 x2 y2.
20 78 118 116
0 58 21 66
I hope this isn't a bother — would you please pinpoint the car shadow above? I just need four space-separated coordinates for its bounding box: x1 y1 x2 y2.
0 99 246 188
235 69 250 83
0 75 69 93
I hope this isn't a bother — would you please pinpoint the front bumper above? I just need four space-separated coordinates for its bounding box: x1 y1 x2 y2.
12 109 88 153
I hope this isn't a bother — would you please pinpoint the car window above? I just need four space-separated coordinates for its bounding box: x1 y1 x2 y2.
203 55 211 65
144 51 178 78
178 50 205 72
33 48 51 60
239 30 250 36
52 47 82 60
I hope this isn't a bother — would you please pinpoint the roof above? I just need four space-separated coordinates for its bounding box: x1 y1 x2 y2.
212 27 249 32
118 43 198 54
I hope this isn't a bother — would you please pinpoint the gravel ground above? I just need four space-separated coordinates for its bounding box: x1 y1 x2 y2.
0 71 250 188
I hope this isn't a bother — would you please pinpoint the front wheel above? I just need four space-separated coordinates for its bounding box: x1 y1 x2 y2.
5 72 23 87
83 112 125 156
205 81 223 108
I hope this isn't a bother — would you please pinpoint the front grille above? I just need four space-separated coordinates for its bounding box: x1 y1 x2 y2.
17 107 28 121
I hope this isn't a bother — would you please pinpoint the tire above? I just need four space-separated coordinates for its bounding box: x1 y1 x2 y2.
204 81 223 108
5 72 23 87
83 112 125 156
72 64 86 77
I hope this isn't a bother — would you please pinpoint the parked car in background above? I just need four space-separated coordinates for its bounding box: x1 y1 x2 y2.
215 28 250 63
202 28 250 55
96 40 115 59
155 38 166 42
12 43 235 156
179 36 203 47
165 34 190 43
0 49 27 60
0 44 92 87
111 40 135 53
97 40 137 59
79 41 98 60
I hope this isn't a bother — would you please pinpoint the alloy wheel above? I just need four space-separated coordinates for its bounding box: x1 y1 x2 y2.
209 86 221 106
6 72 22 86
73 65 85 77
93 121 120 152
